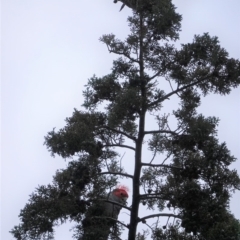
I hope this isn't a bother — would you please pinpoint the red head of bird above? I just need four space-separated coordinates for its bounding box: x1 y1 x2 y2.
112 187 129 203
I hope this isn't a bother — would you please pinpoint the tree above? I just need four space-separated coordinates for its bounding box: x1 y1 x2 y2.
11 0 240 239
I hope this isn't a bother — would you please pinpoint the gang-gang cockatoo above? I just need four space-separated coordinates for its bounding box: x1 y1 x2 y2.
113 0 156 12
80 186 129 240
113 0 139 11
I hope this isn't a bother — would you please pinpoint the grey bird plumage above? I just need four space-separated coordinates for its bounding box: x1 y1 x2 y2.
80 188 128 240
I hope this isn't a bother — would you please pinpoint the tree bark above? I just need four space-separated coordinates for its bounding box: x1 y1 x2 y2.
128 12 145 240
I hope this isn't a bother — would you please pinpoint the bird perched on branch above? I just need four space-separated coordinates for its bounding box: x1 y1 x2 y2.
104 186 129 218
114 0 156 12
113 0 138 11
81 186 129 240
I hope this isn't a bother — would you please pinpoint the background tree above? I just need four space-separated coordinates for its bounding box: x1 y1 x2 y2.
11 0 240 239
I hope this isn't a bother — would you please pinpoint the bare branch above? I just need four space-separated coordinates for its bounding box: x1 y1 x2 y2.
155 216 160 229
149 148 157 164
93 216 129 229
138 213 182 222
144 130 178 135
102 125 137 141
167 77 180 97
143 221 154 231
149 69 162 81
119 152 126 170
104 39 139 63
165 216 170 227
140 194 168 200
161 151 173 165
91 198 132 212
141 163 182 170
103 199 132 212
148 77 209 108
108 49 139 64
104 159 110 172
161 77 209 101
104 144 135 151
100 171 134 179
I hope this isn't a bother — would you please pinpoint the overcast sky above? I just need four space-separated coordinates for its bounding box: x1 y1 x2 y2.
1 1 240 239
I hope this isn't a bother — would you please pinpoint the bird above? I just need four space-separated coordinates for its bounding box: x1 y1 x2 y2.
104 186 129 218
80 186 129 240
114 0 155 13
113 0 138 11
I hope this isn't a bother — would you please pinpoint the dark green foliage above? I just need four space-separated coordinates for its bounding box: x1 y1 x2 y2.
10 157 119 240
10 160 89 240
170 33 240 95
152 219 240 240
44 110 108 158
11 0 240 239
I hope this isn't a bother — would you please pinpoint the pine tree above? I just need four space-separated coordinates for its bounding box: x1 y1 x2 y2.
11 0 240 239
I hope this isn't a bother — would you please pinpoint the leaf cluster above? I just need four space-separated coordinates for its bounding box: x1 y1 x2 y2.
11 0 240 239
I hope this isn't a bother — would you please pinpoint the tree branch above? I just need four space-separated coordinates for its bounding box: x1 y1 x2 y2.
167 77 181 97
102 125 137 141
138 213 182 222
149 69 163 81
100 171 134 179
90 198 131 212
104 144 135 151
141 163 182 170
93 216 129 229
148 77 209 108
161 151 173 165
103 199 132 212
149 147 157 164
140 194 168 200
108 48 139 64
144 130 178 135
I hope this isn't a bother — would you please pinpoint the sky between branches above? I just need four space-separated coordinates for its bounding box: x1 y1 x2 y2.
1 0 240 239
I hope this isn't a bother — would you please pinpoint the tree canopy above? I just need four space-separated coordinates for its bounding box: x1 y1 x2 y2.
11 0 240 239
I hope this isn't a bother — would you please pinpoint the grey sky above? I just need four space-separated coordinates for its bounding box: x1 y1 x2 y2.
1 1 240 239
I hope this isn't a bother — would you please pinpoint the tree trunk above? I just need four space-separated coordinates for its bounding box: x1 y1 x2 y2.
128 12 145 240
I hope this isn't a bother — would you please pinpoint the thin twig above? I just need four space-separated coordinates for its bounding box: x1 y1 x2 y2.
144 222 154 231
148 76 210 108
141 162 182 170
119 152 126 170
150 148 157 164
102 125 137 141
138 213 181 222
93 216 129 229
104 199 132 212
104 144 135 151
166 216 170 227
108 49 139 64
167 77 180 97
161 151 172 165
156 216 160 229
140 194 168 200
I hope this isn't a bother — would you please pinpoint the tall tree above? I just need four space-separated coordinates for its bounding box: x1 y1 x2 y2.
11 0 240 239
